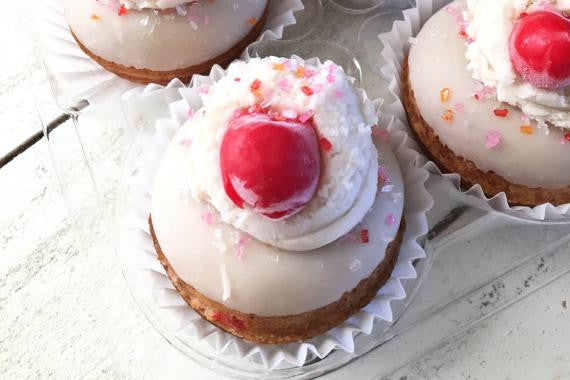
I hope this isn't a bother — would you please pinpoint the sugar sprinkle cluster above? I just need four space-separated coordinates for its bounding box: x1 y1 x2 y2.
91 0 256 32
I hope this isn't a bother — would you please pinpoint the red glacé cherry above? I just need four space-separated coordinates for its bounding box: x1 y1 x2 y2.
220 110 321 220
509 10 570 89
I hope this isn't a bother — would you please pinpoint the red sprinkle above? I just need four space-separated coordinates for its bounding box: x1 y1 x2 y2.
250 79 261 92
301 86 314 96
118 5 127 16
212 311 246 331
458 29 468 38
319 137 332 152
234 77 241 82
493 108 509 117
360 229 370 244
565 133 570 142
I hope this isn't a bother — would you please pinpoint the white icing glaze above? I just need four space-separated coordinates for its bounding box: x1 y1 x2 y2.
409 0 570 189
464 0 570 128
184 58 378 251
61 0 267 71
151 126 404 316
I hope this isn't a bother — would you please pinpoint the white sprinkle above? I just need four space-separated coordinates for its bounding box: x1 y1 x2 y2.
349 259 362 272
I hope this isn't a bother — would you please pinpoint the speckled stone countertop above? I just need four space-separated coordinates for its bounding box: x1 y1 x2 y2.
1 1 569 379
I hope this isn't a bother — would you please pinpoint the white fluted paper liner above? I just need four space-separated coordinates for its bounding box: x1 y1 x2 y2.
32 0 303 108
117 56 433 370
377 1 570 221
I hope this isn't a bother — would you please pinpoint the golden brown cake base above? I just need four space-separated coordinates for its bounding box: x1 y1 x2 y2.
149 216 404 344
70 4 269 85
402 58 570 206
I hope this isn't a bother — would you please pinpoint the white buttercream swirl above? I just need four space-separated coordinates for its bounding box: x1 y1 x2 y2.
182 57 379 251
464 0 570 129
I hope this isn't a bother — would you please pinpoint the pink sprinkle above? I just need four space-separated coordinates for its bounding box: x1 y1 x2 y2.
264 89 275 101
283 59 293 69
485 130 502 149
473 86 494 100
278 79 292 93
108 0 120 11
521 114 530 122
455 13 465 24
453 102 465 113
187 108 194 119
378 166 391 183
299 109 315 123
199 84 209 94
334 90 344 99
312 83 325 94
328 64 337 74
303 68 315 78
445 4 459 15
233 108 243 118
326 73 336 83
385 213 397 226
180 139 192 147
560 136 567 145
372 125 390 140
201 212 216 225
282 109 298 119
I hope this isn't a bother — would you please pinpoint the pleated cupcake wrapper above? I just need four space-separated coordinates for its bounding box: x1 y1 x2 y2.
377 0 570 221
118 56 433 370
33 0 303 108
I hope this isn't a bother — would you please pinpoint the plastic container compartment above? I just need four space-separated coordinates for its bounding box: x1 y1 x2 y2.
28 0 570 379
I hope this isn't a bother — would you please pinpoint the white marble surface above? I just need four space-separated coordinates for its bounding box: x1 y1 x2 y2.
1 1 569 379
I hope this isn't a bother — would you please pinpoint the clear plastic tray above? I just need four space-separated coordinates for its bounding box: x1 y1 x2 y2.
28 0 570 378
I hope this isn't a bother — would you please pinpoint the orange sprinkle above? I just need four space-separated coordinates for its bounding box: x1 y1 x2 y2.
91 14 100 21
295 66 306 78
520 125 534 135
272 63 284 71
440 88 451 102
441 109 454 122
247 17 258 26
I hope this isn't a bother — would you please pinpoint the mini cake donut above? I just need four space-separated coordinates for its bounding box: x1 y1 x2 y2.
149 57 406 344
61 0 269 85
403 0 570 206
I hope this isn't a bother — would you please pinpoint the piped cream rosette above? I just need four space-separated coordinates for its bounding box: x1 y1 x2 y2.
171 57 380 252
